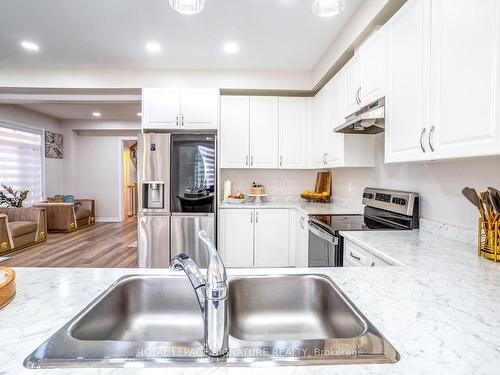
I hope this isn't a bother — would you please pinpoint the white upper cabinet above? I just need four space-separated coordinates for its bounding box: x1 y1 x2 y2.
220 96 250 168
385 0 431 163
253 209 290 267
385 0 500 163
180 88 219 129
358 26 386 106
343 56 360 118
429 0 500 160
279 97 308 169
325 75 344 167
249 97 279 168
142 88 181 129
142 88 218 130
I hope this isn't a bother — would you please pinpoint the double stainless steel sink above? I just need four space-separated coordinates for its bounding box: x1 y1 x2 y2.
25 274 399 368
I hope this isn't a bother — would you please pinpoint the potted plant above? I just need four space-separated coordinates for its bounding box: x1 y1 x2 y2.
0 183 29 207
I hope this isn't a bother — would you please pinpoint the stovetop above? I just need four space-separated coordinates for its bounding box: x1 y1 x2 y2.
309 214 408 232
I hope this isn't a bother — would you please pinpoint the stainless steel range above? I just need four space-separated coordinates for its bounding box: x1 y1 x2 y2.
308 188 419 267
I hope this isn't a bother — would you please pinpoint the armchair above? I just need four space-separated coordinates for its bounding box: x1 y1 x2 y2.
0 207 47 254
34 199 95 233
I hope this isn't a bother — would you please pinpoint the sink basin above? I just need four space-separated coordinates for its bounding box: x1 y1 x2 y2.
229 275 366 341
71 276 203 342
25 274 399 368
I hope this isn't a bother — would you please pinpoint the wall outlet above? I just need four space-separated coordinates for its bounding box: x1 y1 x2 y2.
277 179 283 189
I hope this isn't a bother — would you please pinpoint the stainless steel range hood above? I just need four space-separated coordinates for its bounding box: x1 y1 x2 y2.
335 97 385 134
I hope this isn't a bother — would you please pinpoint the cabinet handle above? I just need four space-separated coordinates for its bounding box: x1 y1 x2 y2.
356 87 362 105
429 126 435 152
245 155 249 166
300 216 305 229
420 128 427 153
370 261 376 267
176 116 179 126
250 155 254 166
250 211 253 223
350 252 361 261
255 211 259 223
280 155 283 167
181 115 184 126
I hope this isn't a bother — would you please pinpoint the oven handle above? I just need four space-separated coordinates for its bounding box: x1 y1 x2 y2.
308 221 338 245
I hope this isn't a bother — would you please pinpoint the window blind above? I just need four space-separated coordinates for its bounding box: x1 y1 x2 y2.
0 124 43 207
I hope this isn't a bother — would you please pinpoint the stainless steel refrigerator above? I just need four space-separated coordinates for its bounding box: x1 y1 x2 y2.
138 133 216 268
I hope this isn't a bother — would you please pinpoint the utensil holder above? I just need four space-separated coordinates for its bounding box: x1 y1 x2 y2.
478 218 500 262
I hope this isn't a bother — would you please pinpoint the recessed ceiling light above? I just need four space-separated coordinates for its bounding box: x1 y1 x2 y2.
145 41 161 53
312 0 346 17
223 41 239 55
92 112 101 117
20 40 40 52
169 0 205 15
137 112 142 117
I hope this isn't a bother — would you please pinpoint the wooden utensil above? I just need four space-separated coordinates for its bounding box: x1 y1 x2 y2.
0 266 16 309
461 187 480 208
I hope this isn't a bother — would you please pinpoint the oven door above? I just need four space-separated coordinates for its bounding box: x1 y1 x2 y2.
308 221 340 267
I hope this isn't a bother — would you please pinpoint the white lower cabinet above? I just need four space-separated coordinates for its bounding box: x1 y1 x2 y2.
294 211 309 268
219 209 290 268
344 239 392 267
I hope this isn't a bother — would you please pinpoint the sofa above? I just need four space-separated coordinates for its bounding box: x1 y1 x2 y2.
34 199 95 233
0 207 47 254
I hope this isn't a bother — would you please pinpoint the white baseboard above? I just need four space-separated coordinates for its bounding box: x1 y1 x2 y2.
96 217 123 223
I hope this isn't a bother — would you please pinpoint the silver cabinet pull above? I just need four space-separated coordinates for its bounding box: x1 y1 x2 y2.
350 252 361 261
245 155 249 166
300 216 305 229
420 128 427 153
324 152 328 165
176 116 179 126
250 155 254 166
429 126 435 152
250 211 253 223
181 115 184 127
279 155 283 167
356 87 362 105
370 261 376 267
255 211 259 223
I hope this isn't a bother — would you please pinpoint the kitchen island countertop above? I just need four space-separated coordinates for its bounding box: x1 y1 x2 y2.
2 229 500 375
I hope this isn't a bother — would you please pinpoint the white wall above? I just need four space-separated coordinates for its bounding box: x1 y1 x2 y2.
331 135 500 230
0 104 63 197
220 169 320 200
60 120 140 222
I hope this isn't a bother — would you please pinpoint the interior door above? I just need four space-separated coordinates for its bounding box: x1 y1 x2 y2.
142 88 180 129
430 0 500 160
249 96 279 168
180 88 219 129
384 0 431 163
279 97 308 168
254 209 289 267
220 96 250 168
219 209 254 267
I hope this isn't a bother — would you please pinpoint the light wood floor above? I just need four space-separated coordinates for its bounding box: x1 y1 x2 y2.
3 219 138 268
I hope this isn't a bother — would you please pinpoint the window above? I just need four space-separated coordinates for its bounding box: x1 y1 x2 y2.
0 123 43 207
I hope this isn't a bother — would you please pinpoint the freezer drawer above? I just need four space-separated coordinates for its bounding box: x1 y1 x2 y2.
171 214 215 268
138 215 170 268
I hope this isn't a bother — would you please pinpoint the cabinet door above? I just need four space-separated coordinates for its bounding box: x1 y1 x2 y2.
180 88 219 129
219 209 254 267
254 209 290 267
220 96 250 168
342 56 360 118
325 75 345 167
279 97 308 169
142 88 181 129
294 212 309 268
358 26 386 105
385 0 431 163
430 0 500 160
249 97 279 168
309 92 327 168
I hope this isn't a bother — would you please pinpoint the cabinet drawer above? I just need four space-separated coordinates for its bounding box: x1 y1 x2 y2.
344 240 372 267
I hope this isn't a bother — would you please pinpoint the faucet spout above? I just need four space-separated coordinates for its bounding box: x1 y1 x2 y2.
170 230 229 357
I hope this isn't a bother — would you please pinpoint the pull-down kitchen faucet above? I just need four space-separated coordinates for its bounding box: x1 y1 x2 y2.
170 231 229 357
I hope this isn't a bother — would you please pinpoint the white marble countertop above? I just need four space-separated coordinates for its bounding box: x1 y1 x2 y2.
2 229 500 375
219 200 362 216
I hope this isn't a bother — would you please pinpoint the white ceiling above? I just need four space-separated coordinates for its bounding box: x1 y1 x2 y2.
18 103 142 121
0 0 361 71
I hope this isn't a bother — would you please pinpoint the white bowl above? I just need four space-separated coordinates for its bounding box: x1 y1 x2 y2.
226 197 245 204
